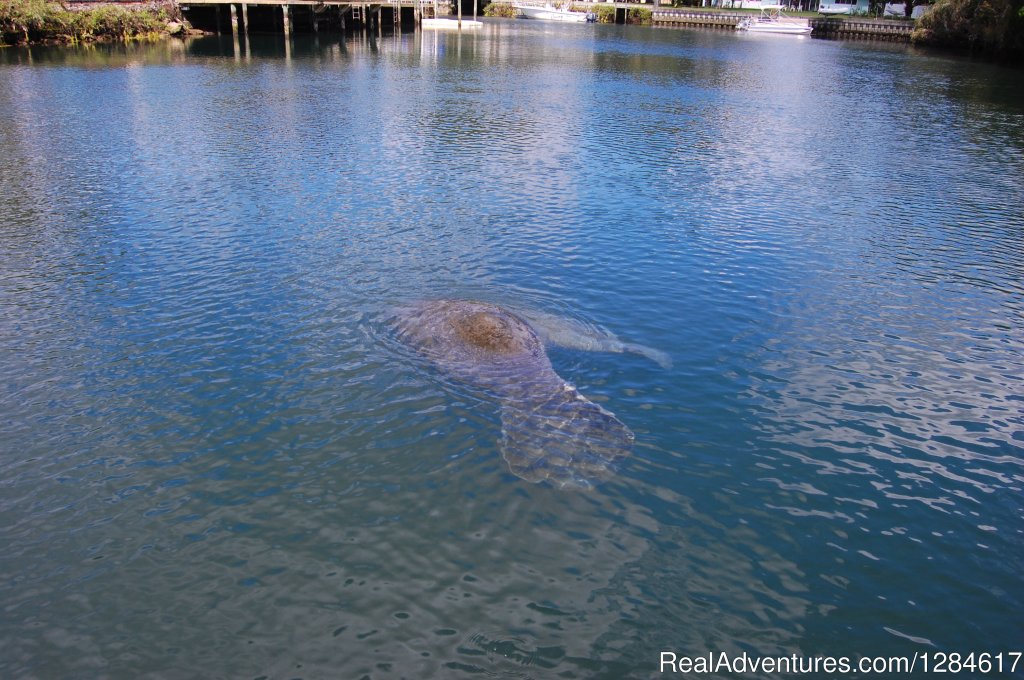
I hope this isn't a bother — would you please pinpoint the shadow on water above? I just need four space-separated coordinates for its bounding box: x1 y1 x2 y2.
0 37 193 67
0 31 398 67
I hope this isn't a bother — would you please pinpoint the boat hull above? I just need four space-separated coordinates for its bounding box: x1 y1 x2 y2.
513 5 592 21
742 23 813 34
422 17 484 28
736 10 813 34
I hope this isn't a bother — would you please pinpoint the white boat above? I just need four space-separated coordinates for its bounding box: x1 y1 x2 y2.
422 17 484 28
736 6 813 34
513 3 595 22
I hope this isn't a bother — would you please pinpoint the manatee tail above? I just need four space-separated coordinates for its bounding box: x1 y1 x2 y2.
620 342 673 370
498 385 634 489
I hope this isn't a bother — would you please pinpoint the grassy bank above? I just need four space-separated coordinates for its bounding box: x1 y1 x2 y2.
0 0 185 45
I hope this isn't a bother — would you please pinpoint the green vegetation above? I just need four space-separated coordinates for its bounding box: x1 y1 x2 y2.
626 6 652 23
483 1 517 17
592 4 615 22
911 0 1024 58
0 0 183 45
582 5 652 24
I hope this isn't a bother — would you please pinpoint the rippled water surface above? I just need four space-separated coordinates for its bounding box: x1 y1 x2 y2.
2 22 1023 679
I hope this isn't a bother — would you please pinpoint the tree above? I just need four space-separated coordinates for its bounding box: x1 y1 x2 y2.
911 0 1024 57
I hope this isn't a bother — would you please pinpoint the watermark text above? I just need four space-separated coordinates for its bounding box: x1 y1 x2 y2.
659 651 1022 675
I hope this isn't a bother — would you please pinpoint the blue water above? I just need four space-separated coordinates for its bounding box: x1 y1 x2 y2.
1 22 1023 679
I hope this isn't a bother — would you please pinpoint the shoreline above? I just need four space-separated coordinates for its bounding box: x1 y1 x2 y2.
3 0 1019 61
0 0 204 47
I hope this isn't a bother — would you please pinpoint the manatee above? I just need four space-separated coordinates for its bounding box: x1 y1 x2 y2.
394 299 669 488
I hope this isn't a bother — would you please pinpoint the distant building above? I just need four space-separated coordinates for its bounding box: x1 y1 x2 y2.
883 2 929 17
705 0 812 8
817 0 870 13
702 0 832 11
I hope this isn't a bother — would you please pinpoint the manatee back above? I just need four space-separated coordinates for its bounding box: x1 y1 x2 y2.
395 300 552 387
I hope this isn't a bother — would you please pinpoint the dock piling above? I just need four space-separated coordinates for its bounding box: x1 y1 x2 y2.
180 0 495 36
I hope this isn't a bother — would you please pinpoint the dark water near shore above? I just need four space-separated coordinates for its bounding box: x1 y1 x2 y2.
2 22 1023 679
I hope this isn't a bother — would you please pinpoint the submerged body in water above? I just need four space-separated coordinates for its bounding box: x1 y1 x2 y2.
395 299 668 488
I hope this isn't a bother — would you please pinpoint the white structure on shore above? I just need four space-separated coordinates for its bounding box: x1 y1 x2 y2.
704 0 877 11
817 0 869 13
883 2 928 17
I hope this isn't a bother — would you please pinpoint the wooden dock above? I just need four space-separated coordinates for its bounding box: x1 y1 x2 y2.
179 0 450 36
652 9 914 42
179 0 672 34
808 17 913 41
175 0 915 42
652 9 746 30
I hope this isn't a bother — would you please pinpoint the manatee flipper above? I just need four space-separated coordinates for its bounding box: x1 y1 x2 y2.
499 384 633 488
514 309 673 369
616 342 673 370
